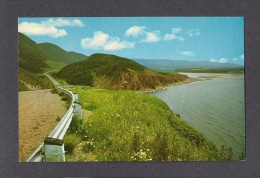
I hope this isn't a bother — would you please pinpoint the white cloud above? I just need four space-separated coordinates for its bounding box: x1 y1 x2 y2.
163 33 176 41
43 18 85 27
18 18 85 38
240 54 244 60
104 37 134 51
233 58 238 61
125 26 162 43
187 29 200 37
142 31 161 43
125 26 146 37
210 58 218 63
177 36 185 41
18 22 68 38
179 51 195 57
210 57 228 63
219 58 228 63
81 31 134 51
81 31 109 49
163 27 184 42
171 28 182 34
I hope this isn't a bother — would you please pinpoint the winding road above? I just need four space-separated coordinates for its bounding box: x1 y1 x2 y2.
44 72 60 86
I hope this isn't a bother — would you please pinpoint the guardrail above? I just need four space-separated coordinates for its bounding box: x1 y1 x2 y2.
48 87 75 140
26 86 79 162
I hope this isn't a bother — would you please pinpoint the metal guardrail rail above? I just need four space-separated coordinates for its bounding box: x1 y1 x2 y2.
48 87 75 139
26 86 75 162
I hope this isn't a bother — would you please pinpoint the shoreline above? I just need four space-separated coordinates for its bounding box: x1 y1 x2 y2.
136 77 199 94
137 72 244 94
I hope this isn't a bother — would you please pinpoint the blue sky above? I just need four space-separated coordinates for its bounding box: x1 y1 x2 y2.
18 17 244 65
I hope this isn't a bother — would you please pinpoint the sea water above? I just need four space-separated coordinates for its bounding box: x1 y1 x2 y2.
151 73 245 159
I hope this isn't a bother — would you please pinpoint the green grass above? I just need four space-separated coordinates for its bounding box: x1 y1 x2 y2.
19 67 53 91
55 53 189 90
64 87 233 161
39 43 87 64
45 60 67 71
58 90 72 109
50 72 68 86
19 33 50 73
56 53 147 86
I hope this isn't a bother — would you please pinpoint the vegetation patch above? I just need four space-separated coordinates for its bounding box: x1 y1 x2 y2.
19 67 53 91
55 54 189 90
64 87 233 161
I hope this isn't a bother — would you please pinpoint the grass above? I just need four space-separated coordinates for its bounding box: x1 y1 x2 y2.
58 90 72 109
55 53 189 90
64 87 234 161
45 60 67 71
50 72 68 86
19 67 53 91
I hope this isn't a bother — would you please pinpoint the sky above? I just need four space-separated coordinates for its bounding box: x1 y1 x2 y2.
18 17 244 65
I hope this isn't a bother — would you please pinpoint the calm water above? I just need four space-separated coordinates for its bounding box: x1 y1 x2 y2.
151 73 245 159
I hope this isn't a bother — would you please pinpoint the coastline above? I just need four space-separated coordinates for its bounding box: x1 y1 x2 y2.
136 77 199 94
137 73 244 94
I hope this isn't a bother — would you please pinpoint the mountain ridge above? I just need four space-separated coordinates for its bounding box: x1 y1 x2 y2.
132 58 243 71
18 32 87 91
55 53 189 90
39 43 87 64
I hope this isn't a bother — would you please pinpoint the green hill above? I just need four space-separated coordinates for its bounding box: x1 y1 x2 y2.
19 67 53 91
19 33 50 73
68 51 88 61
39 43 87 64
18 33 88 91
56 54 189 90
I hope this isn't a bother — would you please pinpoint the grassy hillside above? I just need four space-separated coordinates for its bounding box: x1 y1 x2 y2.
64 87 233 161
39 43 87 64
19 68 53 91
18 33 53 90
18 33 88 91
68 51 88 61
56 54 189 90
19 33 50 73
44 59 67 71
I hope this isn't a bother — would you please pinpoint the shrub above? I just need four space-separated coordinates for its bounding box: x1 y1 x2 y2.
63 133 81 154
51 87 58 94
69 115 82 133
56 116 61 122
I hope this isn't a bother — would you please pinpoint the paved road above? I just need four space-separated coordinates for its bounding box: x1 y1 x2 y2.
44 72 60 86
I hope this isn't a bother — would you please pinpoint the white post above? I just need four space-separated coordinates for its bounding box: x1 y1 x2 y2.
44 137 65 162
73 101 82 120
73 93 79 101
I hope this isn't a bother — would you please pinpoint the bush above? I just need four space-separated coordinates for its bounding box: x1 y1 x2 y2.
56 116 61 122
51 87 58 94
69 115 82 133
63 133 81 154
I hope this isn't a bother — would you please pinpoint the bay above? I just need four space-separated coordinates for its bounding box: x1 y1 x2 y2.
151 73 245 159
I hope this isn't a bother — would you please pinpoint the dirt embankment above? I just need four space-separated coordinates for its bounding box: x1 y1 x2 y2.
19 90 67 161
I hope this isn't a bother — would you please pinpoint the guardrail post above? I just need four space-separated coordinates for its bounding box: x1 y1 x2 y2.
73 93 79 101
44 137 65 162
73 101 82 120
